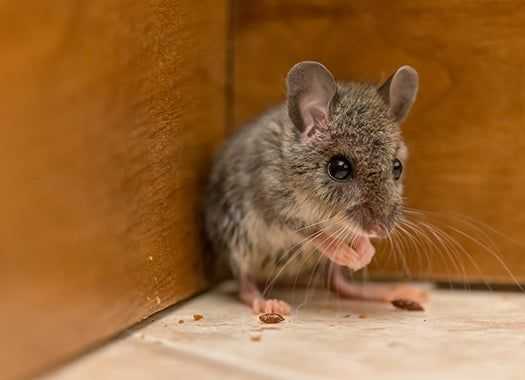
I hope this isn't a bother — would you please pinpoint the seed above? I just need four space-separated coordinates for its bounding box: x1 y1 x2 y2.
258 313 285 324
391 299 424 311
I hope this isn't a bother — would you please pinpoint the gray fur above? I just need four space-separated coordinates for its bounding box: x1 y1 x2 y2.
204 62 418 282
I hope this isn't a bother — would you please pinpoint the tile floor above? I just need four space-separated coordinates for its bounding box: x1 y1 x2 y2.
45 282 525 380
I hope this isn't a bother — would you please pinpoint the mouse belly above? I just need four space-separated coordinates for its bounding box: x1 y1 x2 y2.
252 248 331 285
248 228 332 285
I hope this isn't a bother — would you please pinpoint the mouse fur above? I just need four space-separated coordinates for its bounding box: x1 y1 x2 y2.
204 61 422 313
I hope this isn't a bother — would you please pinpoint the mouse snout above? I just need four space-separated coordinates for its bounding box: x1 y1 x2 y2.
347 203 395 237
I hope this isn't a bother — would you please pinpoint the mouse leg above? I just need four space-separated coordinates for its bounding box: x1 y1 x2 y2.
330 264 428 303
239 274 291 315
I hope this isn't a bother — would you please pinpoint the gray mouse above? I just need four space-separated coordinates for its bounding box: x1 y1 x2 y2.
204 61 427 314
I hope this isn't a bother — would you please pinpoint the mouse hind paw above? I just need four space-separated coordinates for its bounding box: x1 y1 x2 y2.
252 298 291 315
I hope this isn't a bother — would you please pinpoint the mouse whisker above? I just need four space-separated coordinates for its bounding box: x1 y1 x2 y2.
399 208 524 292
305 225 348 290
296 223 348 306
388 224 412 278
293 212 344 234
398 217 446 278
421 220 489 291
392 222 424 274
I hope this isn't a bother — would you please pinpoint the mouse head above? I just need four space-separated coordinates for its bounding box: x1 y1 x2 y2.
285 61 418 237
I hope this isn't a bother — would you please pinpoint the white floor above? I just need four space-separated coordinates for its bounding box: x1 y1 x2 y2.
46 282 525 380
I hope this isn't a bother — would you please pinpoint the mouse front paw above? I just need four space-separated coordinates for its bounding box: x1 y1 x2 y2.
314 233 376 271
328 238 375 271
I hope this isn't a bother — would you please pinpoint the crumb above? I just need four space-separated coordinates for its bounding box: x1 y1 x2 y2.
250 333 262 342
259 313 285 324
193 314 204 321
343 314 351 318
148 256 153 261
391 299 425 311
178 319 184 324
358 314 367 319
156 296 161 305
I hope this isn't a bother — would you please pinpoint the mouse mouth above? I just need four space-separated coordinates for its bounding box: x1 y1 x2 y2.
366 224 387 239
345 207 395 239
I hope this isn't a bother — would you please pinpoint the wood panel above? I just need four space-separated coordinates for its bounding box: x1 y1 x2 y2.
232 0 525 284
0 1 226 379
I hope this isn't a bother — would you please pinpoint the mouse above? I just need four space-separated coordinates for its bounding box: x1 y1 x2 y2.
204 61 428 315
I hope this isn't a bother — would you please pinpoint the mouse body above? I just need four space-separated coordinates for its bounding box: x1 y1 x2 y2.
204 61 426 314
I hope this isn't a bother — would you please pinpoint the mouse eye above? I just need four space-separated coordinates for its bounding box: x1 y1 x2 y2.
392 159 403 180
327 155 353 181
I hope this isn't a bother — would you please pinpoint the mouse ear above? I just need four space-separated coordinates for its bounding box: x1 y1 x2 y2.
286 61 337 136
378 66 419 123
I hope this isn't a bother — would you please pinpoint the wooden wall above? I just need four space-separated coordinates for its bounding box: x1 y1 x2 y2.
231 0 525 284
0 1 226 379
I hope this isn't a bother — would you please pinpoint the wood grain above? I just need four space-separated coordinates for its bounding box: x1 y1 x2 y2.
0 1 226 379
232 0 525 284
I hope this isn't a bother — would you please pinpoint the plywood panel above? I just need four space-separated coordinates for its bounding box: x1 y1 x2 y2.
232 0 525 284
0 1 226 379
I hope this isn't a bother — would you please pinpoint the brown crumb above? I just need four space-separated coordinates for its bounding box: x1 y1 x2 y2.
250 333 262 342
343 314 351 318
358 314 367 319
391 299 425 311
258 313 285 324
193 314 204 321
178 319 184 324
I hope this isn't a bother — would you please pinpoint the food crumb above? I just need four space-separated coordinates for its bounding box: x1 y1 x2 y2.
148 256 153 261
250 333 262 342
343 314 351 318
358 314 367 319
391 299 425 311
193 314 204 321
178 319 184 324
259 313 285 324
155 296 161 305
